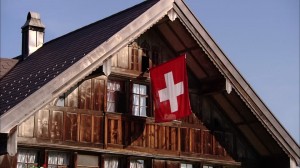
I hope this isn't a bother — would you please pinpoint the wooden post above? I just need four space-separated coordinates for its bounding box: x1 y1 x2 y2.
104 114 108 148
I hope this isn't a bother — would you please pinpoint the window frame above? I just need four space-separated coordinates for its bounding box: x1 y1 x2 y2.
130 82 149 117
17 149 39 168
129 42 141 71
107 79 125 113
47 150 70 168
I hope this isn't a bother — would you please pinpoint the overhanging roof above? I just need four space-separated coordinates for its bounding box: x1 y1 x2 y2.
0 0 299 165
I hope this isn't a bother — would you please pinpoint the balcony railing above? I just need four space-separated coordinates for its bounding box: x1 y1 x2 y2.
18 107 233 160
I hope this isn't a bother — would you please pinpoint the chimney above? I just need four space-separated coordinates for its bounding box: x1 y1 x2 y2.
21 12 45 59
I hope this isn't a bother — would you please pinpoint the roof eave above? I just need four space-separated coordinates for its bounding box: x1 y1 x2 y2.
173 0 300 165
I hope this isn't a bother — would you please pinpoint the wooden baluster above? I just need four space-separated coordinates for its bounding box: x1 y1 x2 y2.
118 117 122 145
165 126 170 150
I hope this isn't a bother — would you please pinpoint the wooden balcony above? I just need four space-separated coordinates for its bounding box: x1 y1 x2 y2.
18 106 234 161
105 112 233 161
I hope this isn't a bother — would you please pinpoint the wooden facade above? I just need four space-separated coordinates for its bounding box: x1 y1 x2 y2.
11 33 241 167
1 1 299 168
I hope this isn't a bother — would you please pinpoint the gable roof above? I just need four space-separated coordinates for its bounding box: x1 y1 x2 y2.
0 0 159 115
0 0 299 165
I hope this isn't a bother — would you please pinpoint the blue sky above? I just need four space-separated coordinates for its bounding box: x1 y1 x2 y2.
1 0 299 144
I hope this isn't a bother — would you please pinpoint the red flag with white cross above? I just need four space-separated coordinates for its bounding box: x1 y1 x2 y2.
150 54 192 122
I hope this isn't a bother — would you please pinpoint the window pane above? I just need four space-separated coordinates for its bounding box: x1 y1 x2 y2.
108 81 113 90
187 164 193 168
107 102 115 112
181 164 187 168
48 152 69 167
133 95 140 106
77 154 99 167
57 153 68 165
17 151 26 162
114 82 121 91
130 159 144 168
107 92 115 101
133 84 140 94
27 151 36 163
17 163 26 168
104 157 119 168
131 83 148 116
140 107 147 117
139 85 147 95
17 149 38 167
203 166 213 168
108 80 121 91
48 153 58 164
140 96 146 106
107 80 124 113
181 163 193 168
132 106 139 116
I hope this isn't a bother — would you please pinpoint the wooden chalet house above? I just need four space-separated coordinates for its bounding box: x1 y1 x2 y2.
0 0 299 167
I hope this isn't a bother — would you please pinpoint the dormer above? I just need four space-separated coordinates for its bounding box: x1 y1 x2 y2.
21 12 45 59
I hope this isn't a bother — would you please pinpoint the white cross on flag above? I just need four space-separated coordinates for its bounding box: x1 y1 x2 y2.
150 54 192 122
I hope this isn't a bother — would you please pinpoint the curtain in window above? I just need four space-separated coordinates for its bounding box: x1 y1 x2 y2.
107 81 121 112
48 152 69 167
181 163 193 168
104 157 119 168
17 150 26 168
132 84 147 116
17 150 37 168
130 159 144 168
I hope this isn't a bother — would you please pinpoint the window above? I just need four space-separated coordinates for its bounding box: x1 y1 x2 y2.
181 163 193 168
130 42 140 71
130 159 144 168
203 165 214 168
17 149 38 168
104 156 119 168
48 151 69 168
131 84 148 116
107 80 124 112
77 154 99 168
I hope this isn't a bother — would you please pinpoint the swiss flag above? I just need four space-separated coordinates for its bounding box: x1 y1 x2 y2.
150 54 192 122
